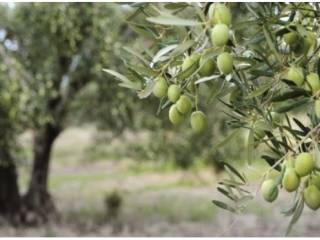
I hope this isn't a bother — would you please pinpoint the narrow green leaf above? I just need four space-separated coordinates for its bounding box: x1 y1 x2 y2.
123 46 149 65
224 162 247 184
103 69 131 84
285 197 304 236
245 82 274 99
263 25 281 63
164 3 189 10
212 200 237 213
217 187 237 201
271 89 308 102
191 2 206 22
281 197 299 216
195 75 220 85
207 80 227 104
152 44 178 65
169 40 195 58
146 15 201 26
219 179 245 187
261 155 282 172
292 117 311 135
274 98 310 113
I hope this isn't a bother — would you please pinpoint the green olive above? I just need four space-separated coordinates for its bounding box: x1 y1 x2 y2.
282 167 300 192
261 179 278 202
176 95 192 114
169 104 184 125
295 152 315 177
210 24 229 47
304 185 320 210
217 52 233 75
208 3 232 26
306 73 320 94
198 55 215 77
283 32 299 47
315 100 320 118
167 84 181 103
229 87 242 104
152 77 168 98
190 111 206 133
286 66 304 86
181 54 201 78
309 173 320 190
294 32 316 55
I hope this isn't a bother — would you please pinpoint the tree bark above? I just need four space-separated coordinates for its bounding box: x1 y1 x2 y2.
23 123 61 223
0 149 21 224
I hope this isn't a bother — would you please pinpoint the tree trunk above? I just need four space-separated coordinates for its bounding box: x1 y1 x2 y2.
0 149 21 224
23 123 61 224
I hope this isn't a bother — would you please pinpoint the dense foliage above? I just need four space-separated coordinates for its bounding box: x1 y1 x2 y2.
0 2 144 223
106 2 320 234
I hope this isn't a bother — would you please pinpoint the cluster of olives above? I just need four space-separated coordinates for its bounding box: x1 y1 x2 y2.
152 4 235 133
259 13 320 212
283 29 315 56
286 66 320 118
153 3 233 132
152 76 206 133
286 67 320 93
209 4 234 75
261 152 320 210
283 27 320 118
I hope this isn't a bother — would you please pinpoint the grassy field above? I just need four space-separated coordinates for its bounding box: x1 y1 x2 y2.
1 125 320 237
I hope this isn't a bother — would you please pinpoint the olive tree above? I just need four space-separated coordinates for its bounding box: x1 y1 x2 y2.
106 2 320 234
0 3 132 222
0 41 30 222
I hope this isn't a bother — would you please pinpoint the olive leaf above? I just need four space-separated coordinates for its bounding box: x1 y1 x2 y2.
195 75 220 85
103 69 141 90
169 40 195 58
245 81 274 99
164 3 189 10
223 162 247 184
122 46 150 66
271 89 309 102
151 44 178 66
146 15 202 26
285 197 304 236
217 186 237 201
212 200 237 213
273 97 310 113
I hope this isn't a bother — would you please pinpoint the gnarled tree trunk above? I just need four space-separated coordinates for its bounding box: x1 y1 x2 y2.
0 148 21 225
23 123 61 224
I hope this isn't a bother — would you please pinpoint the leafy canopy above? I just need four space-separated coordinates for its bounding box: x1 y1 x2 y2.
105 3 320 234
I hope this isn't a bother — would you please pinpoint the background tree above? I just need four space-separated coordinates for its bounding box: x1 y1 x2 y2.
0 3 137 222
0 42 29 222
